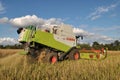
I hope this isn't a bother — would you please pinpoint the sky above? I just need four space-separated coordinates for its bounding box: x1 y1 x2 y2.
0 0 120 45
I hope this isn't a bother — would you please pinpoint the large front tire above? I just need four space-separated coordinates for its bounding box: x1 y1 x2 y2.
43 52 58 64
68 49 80 60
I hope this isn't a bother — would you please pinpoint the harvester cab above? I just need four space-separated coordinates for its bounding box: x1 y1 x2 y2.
17 26 36 42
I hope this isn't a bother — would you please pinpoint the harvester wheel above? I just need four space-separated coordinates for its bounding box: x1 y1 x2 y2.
43 52 58 64
37 49 46 62
69 49 80 60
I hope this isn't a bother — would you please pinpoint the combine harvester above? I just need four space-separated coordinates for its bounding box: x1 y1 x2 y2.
17 24 107 63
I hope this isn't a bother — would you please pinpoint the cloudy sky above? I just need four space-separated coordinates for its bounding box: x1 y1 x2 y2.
0 0 120 45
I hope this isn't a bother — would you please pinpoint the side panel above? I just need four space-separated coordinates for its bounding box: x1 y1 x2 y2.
18 29 32 42
54 34 76 47
32 30 71 52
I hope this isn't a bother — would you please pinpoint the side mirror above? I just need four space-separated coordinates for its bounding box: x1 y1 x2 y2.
17 28 23 34
76 35 83 40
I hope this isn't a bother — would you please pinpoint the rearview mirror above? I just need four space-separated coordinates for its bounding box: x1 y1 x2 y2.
17 28 23 34
76 35 83 40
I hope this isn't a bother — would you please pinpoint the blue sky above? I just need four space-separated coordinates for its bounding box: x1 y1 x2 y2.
0 0 120 45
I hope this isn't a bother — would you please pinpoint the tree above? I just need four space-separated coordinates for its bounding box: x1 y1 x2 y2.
92 41 101 49
0 45 4 49
113 40 120 50
79 44 91 50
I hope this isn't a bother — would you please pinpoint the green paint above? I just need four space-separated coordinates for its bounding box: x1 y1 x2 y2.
20 26 36 42
80 53 106 60
21 29 32 42
32 30 71 52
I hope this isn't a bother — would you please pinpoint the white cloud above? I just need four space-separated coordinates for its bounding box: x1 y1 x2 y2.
91 15 101 21
9 15 63 28
0 15 115 44
9 15 45 27
46 18 63 26
99 35 113 41
0 2 5 14
73 27 114 43
73 27 91 36
88 3 118 20
0 37 19 45
92 26 120 32
0 17 9 24
73 28 86 34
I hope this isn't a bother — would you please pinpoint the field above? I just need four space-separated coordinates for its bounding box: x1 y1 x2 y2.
0 49 120 80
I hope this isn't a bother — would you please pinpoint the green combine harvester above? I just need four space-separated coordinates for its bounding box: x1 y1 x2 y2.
17 24 107 63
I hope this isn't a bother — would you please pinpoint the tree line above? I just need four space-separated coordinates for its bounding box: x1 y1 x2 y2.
0 40 120 50
0 44 23 49
79 40 120 51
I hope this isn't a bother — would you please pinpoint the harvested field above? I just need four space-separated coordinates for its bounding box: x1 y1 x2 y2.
0 49 120 80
